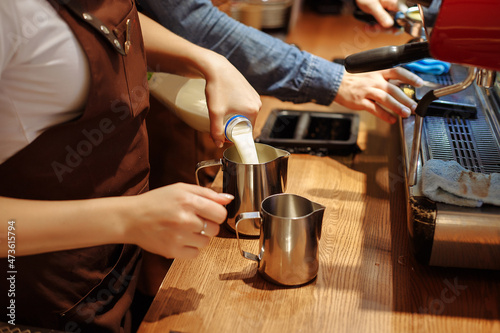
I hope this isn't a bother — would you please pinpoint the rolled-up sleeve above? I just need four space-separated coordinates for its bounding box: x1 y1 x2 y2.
139 0 344 105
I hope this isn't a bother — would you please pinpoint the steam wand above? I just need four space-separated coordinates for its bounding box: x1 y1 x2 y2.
407 66 478 186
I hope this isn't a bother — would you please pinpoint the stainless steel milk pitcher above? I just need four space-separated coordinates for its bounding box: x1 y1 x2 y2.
235 193 325 286
195 143 290 236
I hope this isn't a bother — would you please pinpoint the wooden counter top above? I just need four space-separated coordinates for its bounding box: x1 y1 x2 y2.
138 9 500 333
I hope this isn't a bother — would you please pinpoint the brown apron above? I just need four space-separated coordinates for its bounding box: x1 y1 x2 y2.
0 0 149 332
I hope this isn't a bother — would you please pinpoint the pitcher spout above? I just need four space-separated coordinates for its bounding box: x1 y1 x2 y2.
311 201 326 239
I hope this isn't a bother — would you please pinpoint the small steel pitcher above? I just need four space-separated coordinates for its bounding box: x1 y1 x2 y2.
235 193 325 286
196 143 289 236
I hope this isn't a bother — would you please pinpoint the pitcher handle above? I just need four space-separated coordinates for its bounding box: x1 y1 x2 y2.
195 159 222 186
235 212 261 262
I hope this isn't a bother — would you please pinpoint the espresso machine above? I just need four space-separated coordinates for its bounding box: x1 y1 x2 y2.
345 0 500 270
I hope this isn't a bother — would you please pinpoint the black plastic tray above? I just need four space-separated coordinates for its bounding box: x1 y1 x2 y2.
256 109 360 156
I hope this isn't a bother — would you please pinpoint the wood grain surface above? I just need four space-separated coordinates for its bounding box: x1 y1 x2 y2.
138 8 500 333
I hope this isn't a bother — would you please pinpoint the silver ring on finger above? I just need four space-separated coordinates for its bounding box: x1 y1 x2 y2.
200 221 208 236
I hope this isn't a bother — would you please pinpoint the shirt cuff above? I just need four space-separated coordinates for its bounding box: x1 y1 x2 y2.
298 54 344 106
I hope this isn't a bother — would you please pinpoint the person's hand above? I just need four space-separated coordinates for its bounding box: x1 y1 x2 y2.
355 0 400 28
138 12 261 148
203 53 262 148
335 67 423 124
125 183 234 259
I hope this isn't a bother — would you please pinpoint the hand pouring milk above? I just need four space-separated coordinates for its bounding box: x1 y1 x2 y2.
149 72 259 164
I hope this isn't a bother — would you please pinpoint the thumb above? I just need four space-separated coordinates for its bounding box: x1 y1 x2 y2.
214 193 235 205
205 89 226 148
368 3 394 28
192 185 235 205
209 114 226 148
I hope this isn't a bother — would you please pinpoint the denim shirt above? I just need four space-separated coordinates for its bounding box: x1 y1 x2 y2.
139 0 344 106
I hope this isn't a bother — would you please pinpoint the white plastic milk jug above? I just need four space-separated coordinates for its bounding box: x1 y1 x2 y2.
148 72 259 164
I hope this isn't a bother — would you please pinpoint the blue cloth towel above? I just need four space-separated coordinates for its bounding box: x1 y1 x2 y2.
422 159 500 207
403 58 451 75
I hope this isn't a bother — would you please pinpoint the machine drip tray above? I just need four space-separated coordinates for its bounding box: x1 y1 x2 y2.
257 109 360 156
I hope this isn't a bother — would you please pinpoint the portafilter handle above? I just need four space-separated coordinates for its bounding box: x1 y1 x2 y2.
344 42 430 73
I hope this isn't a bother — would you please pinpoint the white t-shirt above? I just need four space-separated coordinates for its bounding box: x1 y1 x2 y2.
0 0 90 164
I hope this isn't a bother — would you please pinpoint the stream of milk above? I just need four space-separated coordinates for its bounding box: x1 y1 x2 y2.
230 122 259 164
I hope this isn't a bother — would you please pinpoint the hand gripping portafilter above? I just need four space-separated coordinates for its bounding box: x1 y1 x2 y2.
344 43 478 186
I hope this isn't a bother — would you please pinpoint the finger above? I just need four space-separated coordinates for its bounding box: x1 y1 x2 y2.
374 103 398 124
195 219 220 238
208 109 226 148
382 67 424 87
204 83 227 147
172 226 211 249
367 2 394 28
190 196 228 224
175 246 200 260
246 98 261 124
183 186 232 223
385 83 418 111
189 185 234 205
366 88 411 118
159 234 204 260
361 99 397 124
380 0 399 11
187 186 233 223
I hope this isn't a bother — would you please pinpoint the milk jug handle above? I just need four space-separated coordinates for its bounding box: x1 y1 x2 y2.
235 212 261 262
195 159 222 186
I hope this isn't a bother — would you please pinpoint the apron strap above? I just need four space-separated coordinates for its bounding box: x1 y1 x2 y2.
53 0 127 55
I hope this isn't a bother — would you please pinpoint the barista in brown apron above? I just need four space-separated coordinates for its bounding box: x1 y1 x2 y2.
0 0 149 331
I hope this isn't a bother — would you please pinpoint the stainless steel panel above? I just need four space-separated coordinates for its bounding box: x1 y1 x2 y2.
429 204 500 269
